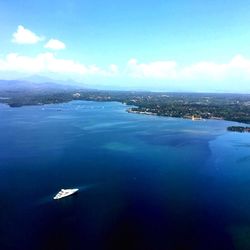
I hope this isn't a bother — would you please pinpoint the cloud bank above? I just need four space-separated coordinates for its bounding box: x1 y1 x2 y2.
126 55 250 82
1 53 250 84
0 52 117 77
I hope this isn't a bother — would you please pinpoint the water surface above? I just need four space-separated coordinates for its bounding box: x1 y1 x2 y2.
1 101 250 250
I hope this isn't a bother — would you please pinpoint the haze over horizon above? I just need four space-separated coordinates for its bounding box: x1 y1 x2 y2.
1 1 250 93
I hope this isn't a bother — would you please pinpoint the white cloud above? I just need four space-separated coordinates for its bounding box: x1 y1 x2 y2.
126 55 250 82
12 25 44 44
109 64 119 75
180 61 227 81
0 52 117 77
127 58 177 79
44 39 66 50
179 55 250 81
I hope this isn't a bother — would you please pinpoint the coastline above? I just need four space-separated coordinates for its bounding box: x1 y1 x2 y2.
1 90 250 125
126 107 250 131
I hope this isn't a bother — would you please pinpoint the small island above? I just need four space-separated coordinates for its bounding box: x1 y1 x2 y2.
227 126 250 133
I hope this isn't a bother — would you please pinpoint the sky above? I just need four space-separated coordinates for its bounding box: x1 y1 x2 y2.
1 0 250 92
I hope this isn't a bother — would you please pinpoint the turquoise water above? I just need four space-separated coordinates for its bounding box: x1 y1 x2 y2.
1 101 250 250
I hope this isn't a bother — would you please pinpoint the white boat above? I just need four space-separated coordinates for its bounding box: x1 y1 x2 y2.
53 188 79 200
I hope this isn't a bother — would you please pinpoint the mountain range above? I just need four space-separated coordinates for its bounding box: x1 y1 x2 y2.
0 75 86 93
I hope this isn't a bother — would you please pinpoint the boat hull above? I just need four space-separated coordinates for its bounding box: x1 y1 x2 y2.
53 188 79 200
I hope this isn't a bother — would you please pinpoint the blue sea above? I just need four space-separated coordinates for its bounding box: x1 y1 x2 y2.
1 101 250 250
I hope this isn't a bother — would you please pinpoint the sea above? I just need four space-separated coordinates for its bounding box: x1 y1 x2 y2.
1 101 250 250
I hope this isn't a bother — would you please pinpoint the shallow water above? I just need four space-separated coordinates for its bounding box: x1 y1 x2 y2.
1 101 250 250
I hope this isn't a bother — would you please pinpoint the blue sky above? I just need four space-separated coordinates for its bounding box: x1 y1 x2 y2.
1 0 250 92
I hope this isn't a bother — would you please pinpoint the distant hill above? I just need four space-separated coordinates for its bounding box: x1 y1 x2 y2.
19 75 84 87
0 79 81 93
19 75 59 84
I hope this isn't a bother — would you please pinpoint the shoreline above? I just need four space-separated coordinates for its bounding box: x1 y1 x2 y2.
126 108 250 130
126 107 224 122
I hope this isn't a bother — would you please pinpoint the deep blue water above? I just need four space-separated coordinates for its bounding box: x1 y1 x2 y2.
1 101 250 250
